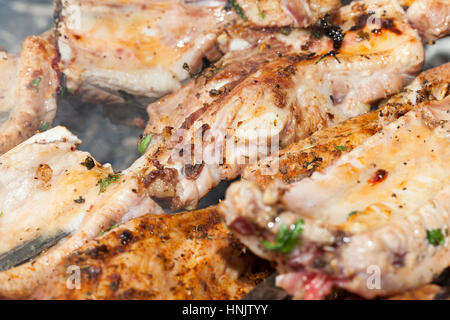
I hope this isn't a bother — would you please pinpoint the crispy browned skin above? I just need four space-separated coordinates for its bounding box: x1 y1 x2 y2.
32 207 270 300
243 63 450 187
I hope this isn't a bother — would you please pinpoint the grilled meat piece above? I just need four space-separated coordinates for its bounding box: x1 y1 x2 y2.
400 0 450 41
0 127 162 299
0 34 59 154
32 207 270 300
220 63 450 299
54 0 233 102
243 63 450 186
138 0 424 210
233 0 341 27
54 0 342 103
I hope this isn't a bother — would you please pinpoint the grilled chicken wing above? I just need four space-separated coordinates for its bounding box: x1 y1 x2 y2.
0 127 162 299
31 207 270 300
234 0 341 27
400 0 450 41
220 63 450 299
0 34 59 154
136 0 424 210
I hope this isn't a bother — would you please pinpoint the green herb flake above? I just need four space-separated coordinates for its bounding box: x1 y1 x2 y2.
335 145 348 151
80 156 95 170
60 86 73 98
39 122 51 132
229 0 247 21
0 211 3 218
262 219 304 255
31 77 42 87
99 223 120 236
98 173 122 194
279 26 292 36
257 0 266 19
138 134 153 154
427 229 445 246
348 210 358 218
356 31 370 42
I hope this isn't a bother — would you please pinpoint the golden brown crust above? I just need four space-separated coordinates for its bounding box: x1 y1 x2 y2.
32 207 270 300
243 63 450 187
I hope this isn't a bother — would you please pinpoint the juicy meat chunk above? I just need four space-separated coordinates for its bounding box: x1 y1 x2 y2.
0 34 59 154
55 0 341 103
234 0 341 27
32 207 270 300
220 63 450 299
400 0 450 41
55 0 233 101
243 63 450 187
0 127 162 299
138 0 424 210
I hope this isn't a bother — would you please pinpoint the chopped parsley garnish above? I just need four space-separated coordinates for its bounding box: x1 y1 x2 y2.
138 134 152 154
98 223 120 237
30 77 41 87
99 223 120 236
335 145 347 151
60 86 73 98
39 122 51 132
348 210 358 218
262 219 304 255
257 0 266 19
229 0 247 21
80 156 95 170
356 31 370 42
98 173 121 194
427 229 445 246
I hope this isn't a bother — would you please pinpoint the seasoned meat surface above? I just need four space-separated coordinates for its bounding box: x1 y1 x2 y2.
55 0 233 101
136 0 424 210
243 63 450 186
32 207 270 300
0 127 162 299
400 0 450 41
0 34 59 154
234 0 341 27
54 0 342 102
220 63 450 299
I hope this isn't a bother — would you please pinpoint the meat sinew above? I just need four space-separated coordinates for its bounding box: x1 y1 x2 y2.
31 207 270 300
0 127 162 299
220 63 450 299
136 0 424 210
0 34 59 154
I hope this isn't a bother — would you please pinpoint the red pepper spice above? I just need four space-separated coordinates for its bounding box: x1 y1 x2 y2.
368 169 388 185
